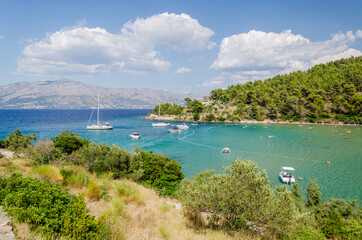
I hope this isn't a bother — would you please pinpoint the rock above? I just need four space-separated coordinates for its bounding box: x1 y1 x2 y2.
0 207 15 240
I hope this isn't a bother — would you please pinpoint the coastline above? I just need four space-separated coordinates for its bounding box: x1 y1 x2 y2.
144 114 361 126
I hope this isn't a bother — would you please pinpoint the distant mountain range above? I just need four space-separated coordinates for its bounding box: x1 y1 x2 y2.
0 79 201 109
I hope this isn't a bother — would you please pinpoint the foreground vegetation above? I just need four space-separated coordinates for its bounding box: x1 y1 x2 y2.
0 129 361 239
152 57 362 124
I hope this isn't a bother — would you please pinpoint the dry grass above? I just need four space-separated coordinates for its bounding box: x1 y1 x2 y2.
88 179 258 240
12 222 43 240
31 165 63 183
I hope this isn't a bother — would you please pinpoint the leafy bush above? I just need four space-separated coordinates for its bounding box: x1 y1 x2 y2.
31 140 61 164
205 114 216 122
5 129 36 152
130 150 184 196
0 139 7 148
0 174 103 239
193 112 200 121
53 130 89 154
86 180 109 201
178 160 305 238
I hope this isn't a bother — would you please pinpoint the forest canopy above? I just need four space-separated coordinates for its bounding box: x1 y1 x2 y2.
209 56 362 123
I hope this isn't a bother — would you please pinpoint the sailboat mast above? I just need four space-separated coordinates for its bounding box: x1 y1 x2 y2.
97 93 100 125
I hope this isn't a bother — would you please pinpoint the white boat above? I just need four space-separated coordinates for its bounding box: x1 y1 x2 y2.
176 123 189 130
87 93 113 130
191 122 198 126
279 167 295 184
152 122 170 127
168 127 182 133
129 132 140 139
152 105 170 127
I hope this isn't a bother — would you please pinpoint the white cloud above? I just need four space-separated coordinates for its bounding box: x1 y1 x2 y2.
175 67 191 73
0 35 4 39
211 29 362 78
356 30 362 38
203 76 224 87
17 12 214 76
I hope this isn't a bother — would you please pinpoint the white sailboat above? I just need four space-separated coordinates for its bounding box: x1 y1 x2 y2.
152 105 170 127
87 94 113 130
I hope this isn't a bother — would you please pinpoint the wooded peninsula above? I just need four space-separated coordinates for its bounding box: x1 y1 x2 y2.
148 57 361 125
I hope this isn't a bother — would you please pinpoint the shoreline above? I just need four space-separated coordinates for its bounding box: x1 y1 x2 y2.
144 114 361 126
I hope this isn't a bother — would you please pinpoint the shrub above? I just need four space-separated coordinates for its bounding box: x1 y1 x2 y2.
86 181 109 201
0 174 103 239
193 112 200 121
53 130 89 154
0 139 7 148
5 129 36 152
205 114 216 122
130 150 184 196
178 160 300 238
31 140 60 164
217 116 226 122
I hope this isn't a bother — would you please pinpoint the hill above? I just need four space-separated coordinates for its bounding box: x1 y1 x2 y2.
150 57 361 124
0 79 201 109
208 56 361 124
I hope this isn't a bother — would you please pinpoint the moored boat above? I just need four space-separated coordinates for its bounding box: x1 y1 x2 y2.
152 122 170 127
87 93 113 130
168 127 182 133
279 167 295 184
176 123 189 130
129 132 140 139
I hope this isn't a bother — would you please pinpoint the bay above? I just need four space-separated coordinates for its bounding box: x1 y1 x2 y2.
0 109 361 202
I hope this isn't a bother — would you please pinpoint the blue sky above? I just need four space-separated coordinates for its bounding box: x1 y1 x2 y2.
1 0 361 93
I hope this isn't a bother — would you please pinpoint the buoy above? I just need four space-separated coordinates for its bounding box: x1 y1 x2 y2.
347 131 351 133
307 137 310 140
269 153 271 156
326 161 330 164
178 138 181 140
259 137 263 139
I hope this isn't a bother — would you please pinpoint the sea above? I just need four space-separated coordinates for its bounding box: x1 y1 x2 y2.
0 109 361 202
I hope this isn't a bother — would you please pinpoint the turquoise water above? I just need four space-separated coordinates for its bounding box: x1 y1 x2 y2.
0 109 361 202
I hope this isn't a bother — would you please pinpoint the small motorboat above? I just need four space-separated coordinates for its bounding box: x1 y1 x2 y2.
129 132 140 139
279 167 295 184
168 127 182 133
191 122 198 126
298 176 303 180
152 122 170 127
176 123 189 130
222 147 230 153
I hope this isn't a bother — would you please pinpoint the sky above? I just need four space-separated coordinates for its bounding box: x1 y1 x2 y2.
1 0 361 94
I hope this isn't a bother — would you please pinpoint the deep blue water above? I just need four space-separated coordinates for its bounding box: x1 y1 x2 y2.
0 109 361 202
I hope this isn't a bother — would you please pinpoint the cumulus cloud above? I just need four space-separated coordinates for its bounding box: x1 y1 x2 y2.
175 67 191 73
203 76 224 87
211 29 362 81
17 12 215 76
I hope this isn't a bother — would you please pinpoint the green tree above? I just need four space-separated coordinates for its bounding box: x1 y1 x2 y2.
189 99 204 113
306 179 322 207
5 129 36 152
53 131 89 154
178 160 299 237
